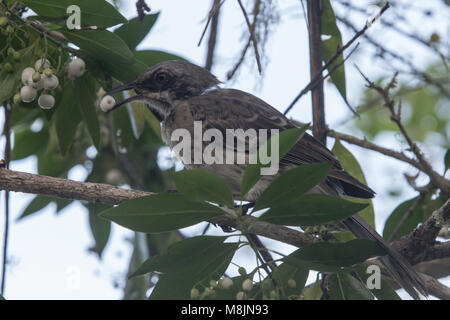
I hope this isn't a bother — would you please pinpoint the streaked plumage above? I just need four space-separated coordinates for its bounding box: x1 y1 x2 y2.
106 60 427 299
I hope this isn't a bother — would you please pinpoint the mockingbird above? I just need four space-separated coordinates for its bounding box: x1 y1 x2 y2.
105 60 427 299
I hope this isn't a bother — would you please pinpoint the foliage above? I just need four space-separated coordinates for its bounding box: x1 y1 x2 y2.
1 0 448 301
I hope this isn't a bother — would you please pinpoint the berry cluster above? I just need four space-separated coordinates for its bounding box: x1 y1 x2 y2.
19 59 58 109
16 58 86 109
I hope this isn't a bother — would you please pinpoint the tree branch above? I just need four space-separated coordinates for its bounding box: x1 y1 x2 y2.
307 0 326 145
355 69 450 194
204 0 221 71
283 2 391 117
0 168 316 247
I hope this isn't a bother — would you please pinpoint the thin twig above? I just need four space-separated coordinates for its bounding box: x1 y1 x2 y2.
237 0 262 74
136 0 151 22
283 2 391 116
336 14 450 99
355 66 450 194
307 0 326 144
1 104 11 296
285 43 360 118
198 0 224 47
205 0 221 71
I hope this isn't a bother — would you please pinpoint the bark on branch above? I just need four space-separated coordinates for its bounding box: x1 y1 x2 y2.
1 167 448 276
0 168 316 247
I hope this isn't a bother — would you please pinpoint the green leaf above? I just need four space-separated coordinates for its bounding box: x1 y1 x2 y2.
382 194 444 240
253 162 333 211
259 194 368 226
105 58 148 84
272 261 309 298
332 138 375 227
88 203 112 258
170 169 234 207
61 29 135 65
11 127 49 160
134 50 185 67
22 0 127 28
54 81 82 154
328 271 374 300
139 236 238 299
0 45 34 103
241 125 310 198
73 74 100 149
321 0 348 107
354 264 400 300
131 236 230 277
302 279 323 300
114 14 160 50
99 194 226 233
126 100 145 139
17 195 53 220
284 239 386 272
383 197 419 241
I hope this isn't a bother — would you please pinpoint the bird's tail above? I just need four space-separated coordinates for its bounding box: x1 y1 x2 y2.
342 214 428 300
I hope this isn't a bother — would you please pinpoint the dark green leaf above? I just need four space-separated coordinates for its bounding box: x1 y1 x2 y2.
328 271 374 300
332 138 375 227
17 195 53 220
54 81 82 154
170 169 234 207
382 194 445 240
22 0 127 28
115 14 160 50
61 29 134 65
99 194 226 233
253 162 332 211
104 58 147 84
321 0 348 106
88 203 112 258
354 264 400 300
272 261 309 298
0 45 34 103
145 236 239 299
73 74 100 149
134 50 185 67
131 236 230 277
11 127 49 160
302 279 322 300
259 194 367 226
284 239 386 272
242 125 310 198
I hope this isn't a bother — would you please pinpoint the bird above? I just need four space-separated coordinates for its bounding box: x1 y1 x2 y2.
104 60 427 299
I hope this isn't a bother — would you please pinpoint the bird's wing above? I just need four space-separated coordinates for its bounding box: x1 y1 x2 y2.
187 88 374 198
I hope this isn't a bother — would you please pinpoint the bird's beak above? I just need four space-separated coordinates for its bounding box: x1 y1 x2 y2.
103 81 143 113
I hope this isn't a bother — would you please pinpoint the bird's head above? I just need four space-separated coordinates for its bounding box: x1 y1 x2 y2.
103 60 220 119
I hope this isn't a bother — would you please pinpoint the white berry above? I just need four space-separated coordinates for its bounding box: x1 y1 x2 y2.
27 73 44 90
67 58 85 79
34 58 51 71
219 277 233 289
21 67 35 85
38 94 55 109
100 95 116 112
43 74 59 90
242 279 253 292
20 86 37 102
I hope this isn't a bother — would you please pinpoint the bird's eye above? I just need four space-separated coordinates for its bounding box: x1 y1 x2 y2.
156 72 168 83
